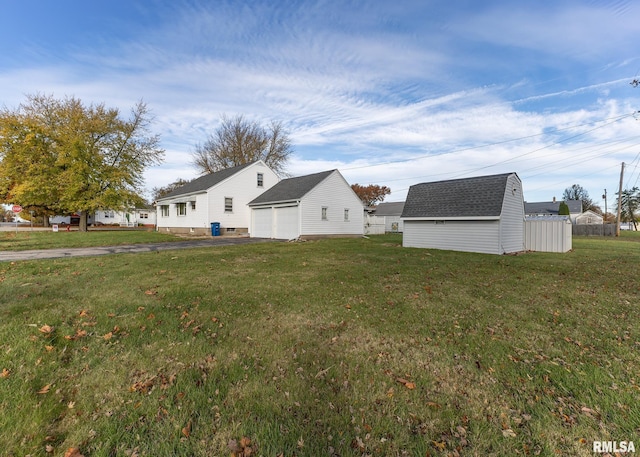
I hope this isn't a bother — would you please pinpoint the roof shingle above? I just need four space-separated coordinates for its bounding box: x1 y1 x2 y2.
249 170 335 205
158 162 254 200
401 173 515 218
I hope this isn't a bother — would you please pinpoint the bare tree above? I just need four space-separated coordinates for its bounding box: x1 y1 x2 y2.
192 114 292 177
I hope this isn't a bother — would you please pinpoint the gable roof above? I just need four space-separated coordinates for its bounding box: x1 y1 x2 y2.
374 201 405 216
158 162 255 200
249 170 335 205
401 173 516 218
524 200 582 215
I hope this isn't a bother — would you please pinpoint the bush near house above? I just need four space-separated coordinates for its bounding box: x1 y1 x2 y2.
0 235 638 456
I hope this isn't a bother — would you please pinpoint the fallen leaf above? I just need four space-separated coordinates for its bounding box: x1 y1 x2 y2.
46 444 54 453
1 368 9 378
396 377 416 389
45 345 55 352
144 289 157 296
502 429 517 437
39 324 54 335
64 448 84 457
426 401 441 409
68 401 75 409
432 440 446 450
182 420 192 438
38 384 51 394
103 332 113 341
79 310 89 317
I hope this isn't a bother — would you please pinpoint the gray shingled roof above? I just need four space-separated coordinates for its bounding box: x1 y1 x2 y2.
374 201 405 216
524 200 582 215
249 170 335 205
158 162 254 200
401 173 516 218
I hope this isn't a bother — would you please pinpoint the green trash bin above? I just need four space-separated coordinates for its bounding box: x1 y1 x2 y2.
211 222 221 236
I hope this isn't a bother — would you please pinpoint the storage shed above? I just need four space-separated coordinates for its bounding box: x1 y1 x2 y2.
401 173 524 255
248 169 364 239
524 216 572 253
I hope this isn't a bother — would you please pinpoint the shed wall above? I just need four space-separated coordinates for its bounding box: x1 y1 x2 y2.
402 220 501 254
498 174 525 253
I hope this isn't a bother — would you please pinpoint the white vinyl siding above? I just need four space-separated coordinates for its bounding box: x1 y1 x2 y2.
156 161 279 232
498 174 525 254
403 220 501 254
300 171 363 236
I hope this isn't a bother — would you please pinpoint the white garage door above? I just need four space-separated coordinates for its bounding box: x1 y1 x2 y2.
252 208 273 238
274 206 299 240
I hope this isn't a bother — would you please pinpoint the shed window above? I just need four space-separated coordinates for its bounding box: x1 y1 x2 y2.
191 201 196 210
257 173 264 187
225 197 233 213
321 207 328 221
161 205 169 217
140 212 149 219
177 203 187 216
344 208 349 221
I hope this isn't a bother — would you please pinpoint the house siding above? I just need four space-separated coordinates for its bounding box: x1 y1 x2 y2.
403 220 501 254
498 174 525 254
157 161 278 234
299 172 364 236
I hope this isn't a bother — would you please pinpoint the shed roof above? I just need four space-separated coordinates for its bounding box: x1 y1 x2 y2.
401 173 516 218
158 162 254 200
374 201 405 216
249 170 335 205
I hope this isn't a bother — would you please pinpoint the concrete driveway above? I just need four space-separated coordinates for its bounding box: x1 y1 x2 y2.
0 237 279 262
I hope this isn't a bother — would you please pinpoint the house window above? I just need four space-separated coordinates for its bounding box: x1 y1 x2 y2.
225 197 233 213
191 201 196 210
104 212 110 218
344 209 349 221
161 205 169 217
257 173 264 187
177 203 187 216
140 212 148 219
322 207 328 221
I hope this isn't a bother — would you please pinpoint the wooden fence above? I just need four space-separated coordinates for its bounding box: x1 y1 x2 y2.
572 224 616 236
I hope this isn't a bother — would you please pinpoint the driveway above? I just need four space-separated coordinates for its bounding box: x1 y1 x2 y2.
0 237 279 262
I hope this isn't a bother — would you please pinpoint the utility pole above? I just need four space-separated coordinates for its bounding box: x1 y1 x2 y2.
602 189 607 223
616 163 625 237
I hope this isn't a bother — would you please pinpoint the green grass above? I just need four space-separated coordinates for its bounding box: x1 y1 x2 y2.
0 230 182 251
0 235 639 456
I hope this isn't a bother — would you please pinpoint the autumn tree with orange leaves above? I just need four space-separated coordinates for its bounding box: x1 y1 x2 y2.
351 183 391 207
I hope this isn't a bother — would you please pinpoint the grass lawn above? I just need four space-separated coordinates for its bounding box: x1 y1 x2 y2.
0 234 638 456
0 230 182 251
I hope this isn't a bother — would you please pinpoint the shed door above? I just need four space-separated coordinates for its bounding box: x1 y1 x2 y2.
252 208 273 238
274 206 299 240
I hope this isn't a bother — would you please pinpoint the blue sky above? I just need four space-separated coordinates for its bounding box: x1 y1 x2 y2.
2 0 640 207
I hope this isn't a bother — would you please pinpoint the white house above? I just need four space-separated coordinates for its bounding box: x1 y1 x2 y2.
575 210 603 225
93 208 156 227
402 172 525 255
373 201 405 232
524 199 582 223
156 161 279 236
248 169 364 239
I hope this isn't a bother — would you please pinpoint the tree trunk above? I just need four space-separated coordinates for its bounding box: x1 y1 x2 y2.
79 211 89 232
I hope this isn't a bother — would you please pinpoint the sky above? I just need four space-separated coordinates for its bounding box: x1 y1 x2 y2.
1 0 640 209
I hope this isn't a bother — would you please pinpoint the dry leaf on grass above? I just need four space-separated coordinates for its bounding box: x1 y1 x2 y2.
1 368 9 378
37 384 51 394
64 448 84 457
39 324 54 335
182 419 192 438
396 377 416 389
502 429 517 437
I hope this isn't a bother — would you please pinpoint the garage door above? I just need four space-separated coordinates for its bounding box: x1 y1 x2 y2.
274 206 299 240
252 208 273 238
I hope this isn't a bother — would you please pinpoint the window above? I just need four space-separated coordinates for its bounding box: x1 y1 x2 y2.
257 173 264 187
104 212 110 218
177 203 187 216
140 212 148 219
161 205 169 217
344 208 349 221
225 197 233 213
321 207 328 220
191 201 196 210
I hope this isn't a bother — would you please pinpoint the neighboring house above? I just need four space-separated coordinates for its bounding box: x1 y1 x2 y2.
401 172 524 255
156 161 279 236
248 169 364 239
373 201 405 232
94 208 157 227
575 210 603 225
524 199 582 223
